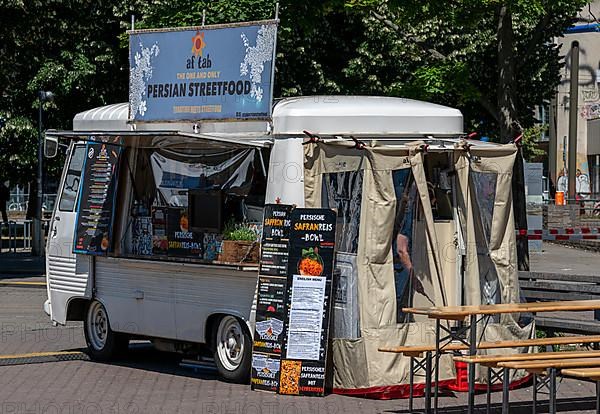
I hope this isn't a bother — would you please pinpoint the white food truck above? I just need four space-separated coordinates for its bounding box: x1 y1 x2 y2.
45 96 527 394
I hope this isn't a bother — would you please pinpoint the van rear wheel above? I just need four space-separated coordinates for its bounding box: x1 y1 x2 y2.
84 300 128 361
213 315 251 383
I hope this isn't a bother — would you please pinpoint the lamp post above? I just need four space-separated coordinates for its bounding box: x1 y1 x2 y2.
32 90 54 256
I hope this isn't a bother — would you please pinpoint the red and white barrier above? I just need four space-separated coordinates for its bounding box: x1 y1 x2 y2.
516 228 600 241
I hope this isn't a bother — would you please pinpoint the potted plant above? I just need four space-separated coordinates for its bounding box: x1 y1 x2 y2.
219 221 260 263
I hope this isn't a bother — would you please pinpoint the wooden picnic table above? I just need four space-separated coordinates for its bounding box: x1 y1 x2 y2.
399 299 600 414
498 357 600 414
403 299 600 321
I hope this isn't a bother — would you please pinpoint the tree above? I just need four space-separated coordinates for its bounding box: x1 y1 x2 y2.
132 0 364 98
345 0 588 142
0 0 133 189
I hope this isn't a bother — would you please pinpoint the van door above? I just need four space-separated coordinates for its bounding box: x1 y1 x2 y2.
46 143 92 324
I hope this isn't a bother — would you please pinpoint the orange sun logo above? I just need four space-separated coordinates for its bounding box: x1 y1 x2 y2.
191 31 206 57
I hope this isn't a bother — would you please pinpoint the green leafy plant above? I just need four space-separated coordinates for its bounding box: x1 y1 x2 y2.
223 221 257 241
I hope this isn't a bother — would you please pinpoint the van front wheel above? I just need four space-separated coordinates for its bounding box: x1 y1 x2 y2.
213 315 251 383
84 300 128 361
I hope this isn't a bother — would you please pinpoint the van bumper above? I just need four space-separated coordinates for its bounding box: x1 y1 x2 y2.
43 299 51 317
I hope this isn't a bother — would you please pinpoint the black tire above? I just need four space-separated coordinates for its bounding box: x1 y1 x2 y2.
84 300 129 361
213 315 252 383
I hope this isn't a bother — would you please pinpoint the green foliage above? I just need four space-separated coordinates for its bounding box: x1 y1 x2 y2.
521 125 547 162
0 0 132 186
223 221 257 241
0 112 37 185
343 0 588 140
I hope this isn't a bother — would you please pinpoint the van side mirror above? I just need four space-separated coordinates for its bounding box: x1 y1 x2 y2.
44 136 58 158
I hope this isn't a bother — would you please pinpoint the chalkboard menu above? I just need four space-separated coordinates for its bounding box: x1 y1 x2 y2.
166 207 203 258
73 137 122 255
278 208 337 397
251 204 293 392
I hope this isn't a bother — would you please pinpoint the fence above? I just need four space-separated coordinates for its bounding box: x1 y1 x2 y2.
0 220 48 253
7 193 57 214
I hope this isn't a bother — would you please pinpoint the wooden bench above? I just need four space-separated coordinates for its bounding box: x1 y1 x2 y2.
499 357 600 374
456 351 600 414
496 357 600 414
379 334 600 358
388 301 600 414
380 336 600 414
560 368 600 414
519 271 600 334
562 367 600 380
455 350 600 368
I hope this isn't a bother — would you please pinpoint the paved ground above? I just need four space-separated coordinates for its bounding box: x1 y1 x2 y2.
0 246 599 413
529 242 600 276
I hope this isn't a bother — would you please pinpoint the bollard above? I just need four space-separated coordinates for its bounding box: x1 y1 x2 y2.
24 220 31 249
8 221 17 253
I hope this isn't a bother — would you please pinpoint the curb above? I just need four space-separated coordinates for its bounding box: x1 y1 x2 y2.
548 240 600 254
0 351 89 367
0 281 46 288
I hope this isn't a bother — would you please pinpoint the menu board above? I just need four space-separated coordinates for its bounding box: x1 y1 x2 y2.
259 204 294 277
278 208 337 397
166 207 203 258
73 137 122 255
251 204 293 392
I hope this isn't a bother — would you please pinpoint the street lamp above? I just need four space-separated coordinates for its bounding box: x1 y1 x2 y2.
32 90 54 256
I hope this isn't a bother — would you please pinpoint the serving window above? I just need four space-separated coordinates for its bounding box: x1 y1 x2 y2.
121 138 267 264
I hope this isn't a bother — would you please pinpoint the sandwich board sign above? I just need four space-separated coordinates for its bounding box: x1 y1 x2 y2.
251 204 293 392
278 208 337 396
252 207 337 396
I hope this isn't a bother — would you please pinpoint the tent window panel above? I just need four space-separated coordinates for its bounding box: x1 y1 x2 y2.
471 171 497 245
321 171 363 254
424 153 454 221
391 169 423 323
470 171 501 308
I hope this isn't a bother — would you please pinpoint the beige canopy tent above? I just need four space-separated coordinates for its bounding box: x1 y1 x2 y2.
302 138 533 397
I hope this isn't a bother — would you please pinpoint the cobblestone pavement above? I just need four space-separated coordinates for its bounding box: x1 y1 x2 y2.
1 285 599 413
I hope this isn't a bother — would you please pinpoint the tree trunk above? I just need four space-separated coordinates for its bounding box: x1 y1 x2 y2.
496 4 529 270
497 3 519 143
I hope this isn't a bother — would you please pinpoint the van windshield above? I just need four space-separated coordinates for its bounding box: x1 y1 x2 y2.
58 145 86 212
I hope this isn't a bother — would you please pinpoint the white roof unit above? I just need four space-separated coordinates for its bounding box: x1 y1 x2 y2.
272 96 463 137
70 96 464 139
72 102 270 137
73 103 130 132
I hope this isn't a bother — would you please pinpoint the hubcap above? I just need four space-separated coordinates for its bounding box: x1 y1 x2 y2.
216 316 245 371
87 301 108 350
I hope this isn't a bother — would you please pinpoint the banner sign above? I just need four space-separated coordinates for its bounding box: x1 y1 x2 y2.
73 137 122 255
128 20 277 122
278 208 337 397
251 204 293 392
